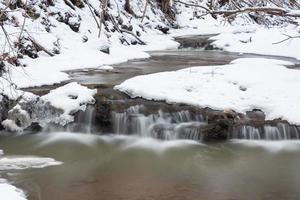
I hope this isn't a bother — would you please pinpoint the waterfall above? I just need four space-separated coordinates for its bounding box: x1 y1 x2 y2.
66 105 95 133
53 103 300 141
234 123 300 140
112 105 207 140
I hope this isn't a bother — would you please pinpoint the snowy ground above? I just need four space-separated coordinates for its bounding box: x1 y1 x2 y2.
115 58 300 125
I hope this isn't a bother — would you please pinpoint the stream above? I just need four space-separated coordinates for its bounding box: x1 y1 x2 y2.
1 35 300 200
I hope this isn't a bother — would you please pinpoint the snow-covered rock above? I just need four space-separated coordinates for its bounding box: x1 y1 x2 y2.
1 82 96 132
39 82 96 126
1 105 31 132
115 58 300 125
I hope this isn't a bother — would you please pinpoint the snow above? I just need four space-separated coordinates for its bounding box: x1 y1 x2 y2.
1 0 179 89
211 26 300 60
98 65 114 71
115 58 300 125
41 82 97 125
1 119 23 132
0 181 27 200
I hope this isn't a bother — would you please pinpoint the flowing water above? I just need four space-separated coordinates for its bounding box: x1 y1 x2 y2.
2 133 300 200
2 37 300 200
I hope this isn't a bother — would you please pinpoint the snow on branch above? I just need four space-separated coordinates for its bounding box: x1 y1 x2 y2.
174 0 300 19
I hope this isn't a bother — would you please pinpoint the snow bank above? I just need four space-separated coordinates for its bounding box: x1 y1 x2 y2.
212 26 300 60
1 0 178 89
0 181 27 200
115 58 300 125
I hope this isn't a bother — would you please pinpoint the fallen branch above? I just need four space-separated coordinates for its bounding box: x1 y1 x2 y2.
174 1 300 19
173 0 211 13
212 7 300 18
64 0 76 10
85 0 101 29
120 28 146 45
25 30 54 57
273 33 300 45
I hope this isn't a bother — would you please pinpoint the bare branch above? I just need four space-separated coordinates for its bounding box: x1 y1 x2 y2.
273 33 300 45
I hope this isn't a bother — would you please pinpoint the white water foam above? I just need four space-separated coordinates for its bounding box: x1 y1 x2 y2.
230 139 300 153
35 132 202 153
0 156 62 171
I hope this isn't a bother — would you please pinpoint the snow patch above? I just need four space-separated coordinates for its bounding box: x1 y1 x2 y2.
41 82 97 125
0 181 27 200
98 65 114 71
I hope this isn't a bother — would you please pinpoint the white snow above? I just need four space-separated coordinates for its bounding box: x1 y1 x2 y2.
98 65 114 71
1 119 23 132
0 181 27 200
211 26 300 60
41 82 97 125
115 58 300 125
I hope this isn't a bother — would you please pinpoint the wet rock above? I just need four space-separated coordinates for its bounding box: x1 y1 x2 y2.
0 95 12 130
201 119 229 142
94 101 112 132
246 109 266 121
175 35 218 49
204 44 215 50
24 122 42 133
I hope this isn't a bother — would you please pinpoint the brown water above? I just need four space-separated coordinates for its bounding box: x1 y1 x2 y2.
1 133 300 200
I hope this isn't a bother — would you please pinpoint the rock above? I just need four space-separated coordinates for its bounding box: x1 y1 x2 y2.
70 0 84 8
117 17 123 25
99 42 110 54
156 26 169 34
26 8 40 19
201 120 229 142
246 109 266 121
0 95 12 130
131 40 138 45
24 122 42 133
94 101 112 132
121 25 128 30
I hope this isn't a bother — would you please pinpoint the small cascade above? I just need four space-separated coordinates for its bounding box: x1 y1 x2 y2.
233 123 300 140
67 105 95 133
112 105 207 140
